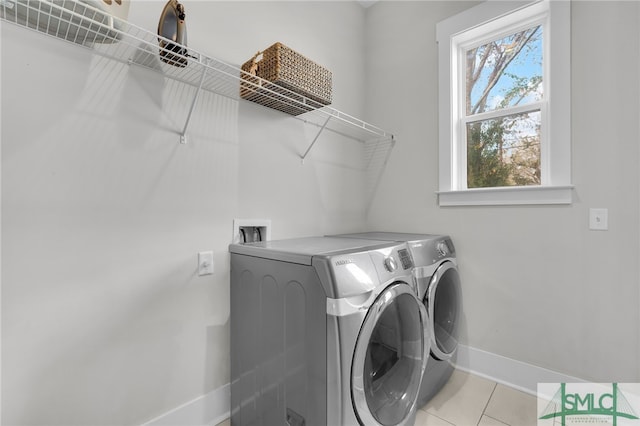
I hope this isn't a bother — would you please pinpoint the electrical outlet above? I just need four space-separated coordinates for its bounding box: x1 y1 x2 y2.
589 208 608 231
198 251 214 276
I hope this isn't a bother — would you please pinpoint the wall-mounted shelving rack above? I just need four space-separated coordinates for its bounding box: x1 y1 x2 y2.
1 0 395 205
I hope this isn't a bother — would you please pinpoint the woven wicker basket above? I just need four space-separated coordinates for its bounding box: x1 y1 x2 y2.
240 42 332 116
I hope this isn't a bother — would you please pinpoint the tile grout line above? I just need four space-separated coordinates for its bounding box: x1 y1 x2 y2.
428 411 456 426
482 413 511 426
476 381 498 426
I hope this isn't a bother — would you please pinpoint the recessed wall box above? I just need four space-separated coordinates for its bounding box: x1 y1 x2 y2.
233 219 271 244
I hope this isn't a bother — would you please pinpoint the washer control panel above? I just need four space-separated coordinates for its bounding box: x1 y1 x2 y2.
397 248 413 270
383 256 397 272
383 247 414 273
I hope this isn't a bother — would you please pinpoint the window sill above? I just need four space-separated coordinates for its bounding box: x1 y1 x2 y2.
437 185 574 207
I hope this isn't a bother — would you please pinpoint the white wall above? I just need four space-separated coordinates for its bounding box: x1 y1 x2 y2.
365 1 640 382
1 2 367 424
4 1 640 424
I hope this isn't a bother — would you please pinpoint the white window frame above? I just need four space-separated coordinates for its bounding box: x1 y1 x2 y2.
437 0 572 206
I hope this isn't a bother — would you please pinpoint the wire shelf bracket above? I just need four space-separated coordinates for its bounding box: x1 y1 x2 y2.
180 63 208 144
301 116 331 164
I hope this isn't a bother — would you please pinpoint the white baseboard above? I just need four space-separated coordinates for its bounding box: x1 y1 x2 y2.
141 383 230 426
455 344 586 396
140 345 584 425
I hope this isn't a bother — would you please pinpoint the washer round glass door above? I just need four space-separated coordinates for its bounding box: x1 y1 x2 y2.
351 282 429 426
427 261 461 360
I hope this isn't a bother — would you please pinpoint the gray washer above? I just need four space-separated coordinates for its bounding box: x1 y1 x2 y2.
330 232 462 407
229 236 431 426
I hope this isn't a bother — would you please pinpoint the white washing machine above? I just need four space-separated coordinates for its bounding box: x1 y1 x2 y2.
229 237 431 426
331 232 461 407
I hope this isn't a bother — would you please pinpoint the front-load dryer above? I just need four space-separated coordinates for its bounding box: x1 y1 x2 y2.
330 232 462 407
229 236 430 426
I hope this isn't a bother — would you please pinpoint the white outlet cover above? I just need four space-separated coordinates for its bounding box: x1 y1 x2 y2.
198 251 214 276
589 208 608 231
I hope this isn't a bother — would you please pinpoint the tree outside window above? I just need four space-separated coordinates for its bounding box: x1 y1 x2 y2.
464 25 543 189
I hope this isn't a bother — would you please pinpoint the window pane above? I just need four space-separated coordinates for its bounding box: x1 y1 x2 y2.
466 25 543 115
466 110 541 188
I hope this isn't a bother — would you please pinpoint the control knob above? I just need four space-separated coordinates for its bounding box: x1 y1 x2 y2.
383 256 397 272
436 241 449 257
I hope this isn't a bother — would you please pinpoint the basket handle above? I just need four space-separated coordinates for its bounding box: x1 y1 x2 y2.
248 51 264 75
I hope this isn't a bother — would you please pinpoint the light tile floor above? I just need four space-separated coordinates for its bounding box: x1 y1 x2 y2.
416 369 539 426
216 369 540 426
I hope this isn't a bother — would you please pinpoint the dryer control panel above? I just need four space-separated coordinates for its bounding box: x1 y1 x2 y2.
409 237 456 266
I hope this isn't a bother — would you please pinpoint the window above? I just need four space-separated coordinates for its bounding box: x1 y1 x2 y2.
437 1 572 206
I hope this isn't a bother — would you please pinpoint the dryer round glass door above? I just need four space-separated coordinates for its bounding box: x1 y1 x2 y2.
427 262 461 360
351 282 429 426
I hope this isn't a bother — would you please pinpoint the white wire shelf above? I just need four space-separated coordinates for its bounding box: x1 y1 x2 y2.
1 0 395 190
1 0 395 146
